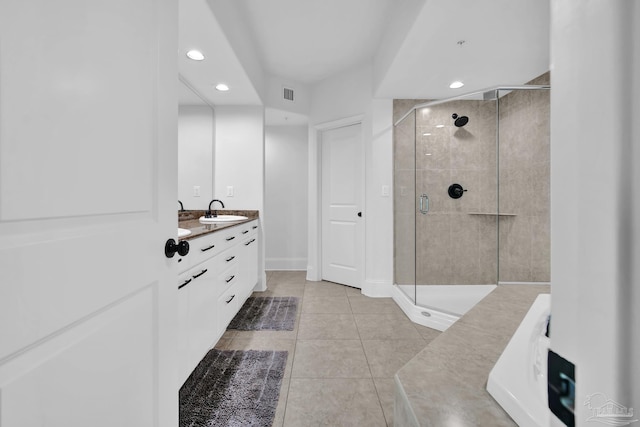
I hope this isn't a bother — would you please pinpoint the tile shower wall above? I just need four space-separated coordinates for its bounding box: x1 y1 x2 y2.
498 74 550 282
394 74 550 286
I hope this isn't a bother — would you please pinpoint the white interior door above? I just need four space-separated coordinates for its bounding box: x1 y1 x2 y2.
321 123 363 287
0 1 178 426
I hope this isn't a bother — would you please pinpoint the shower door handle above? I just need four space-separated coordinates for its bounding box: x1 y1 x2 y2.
419 194 429 214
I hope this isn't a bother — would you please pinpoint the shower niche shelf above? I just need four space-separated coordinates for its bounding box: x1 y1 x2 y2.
467 212 517 216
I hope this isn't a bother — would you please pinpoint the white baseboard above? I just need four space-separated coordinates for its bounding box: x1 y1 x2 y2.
306 265 321 282
361 279 393 298
265 257 307 271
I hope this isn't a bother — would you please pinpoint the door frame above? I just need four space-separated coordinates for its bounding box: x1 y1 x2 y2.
307 115 365 285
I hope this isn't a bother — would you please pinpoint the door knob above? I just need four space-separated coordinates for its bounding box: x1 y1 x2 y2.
165 238 190 258
357 212 362 217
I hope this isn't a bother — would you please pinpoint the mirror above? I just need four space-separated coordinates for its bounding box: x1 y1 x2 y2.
178 78 214 211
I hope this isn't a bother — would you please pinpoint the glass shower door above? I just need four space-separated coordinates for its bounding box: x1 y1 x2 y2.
393 80 550 316
413 95 499 312
393 102 417 304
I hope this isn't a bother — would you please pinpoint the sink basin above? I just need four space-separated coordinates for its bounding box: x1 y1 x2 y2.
199 215 248 224
177 228 191 238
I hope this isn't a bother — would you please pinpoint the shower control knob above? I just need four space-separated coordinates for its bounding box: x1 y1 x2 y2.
448 183 467 199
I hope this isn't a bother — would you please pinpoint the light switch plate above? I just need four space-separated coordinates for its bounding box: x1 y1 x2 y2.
193 186 200 197
226 186 234 197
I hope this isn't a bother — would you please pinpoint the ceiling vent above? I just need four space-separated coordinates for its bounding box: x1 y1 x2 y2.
283 87 295 102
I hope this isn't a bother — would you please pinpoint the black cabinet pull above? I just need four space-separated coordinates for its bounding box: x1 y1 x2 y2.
225 295 235 304
201 244 215 252
178 278 192 289
244 238 256 246
192 269 208 279
226 256 235 262
252 226 258 229
226 236 235 241
242 230 249 234
225 275 235 283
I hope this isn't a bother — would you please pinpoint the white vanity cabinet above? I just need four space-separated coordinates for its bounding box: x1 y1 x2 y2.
176 219 259 384
241 222 259 295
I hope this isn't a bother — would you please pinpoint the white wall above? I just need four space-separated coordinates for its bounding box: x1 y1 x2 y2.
309 62 373 124
372 0 425 95
178 106 214 210
265 125 308 270
214 106 264 210
307 62 394 296
550 1 640 425
366 99 394 290
214 106 267 290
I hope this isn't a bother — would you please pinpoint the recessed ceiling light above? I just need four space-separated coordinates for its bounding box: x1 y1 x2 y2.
423 133 431 136
449 81 465 89
436 124 445 128
186 50 205 61
215 83 229 92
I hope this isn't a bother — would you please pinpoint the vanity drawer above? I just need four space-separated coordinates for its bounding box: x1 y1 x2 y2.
217 245 240 271
177 271 190 383
177 270 194 290
176 251 192 274
237 220 258 238
217 261 239 293
217 274 244 331
188 228 238 267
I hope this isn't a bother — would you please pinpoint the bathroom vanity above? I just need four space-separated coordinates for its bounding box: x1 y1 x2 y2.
175 211 259 384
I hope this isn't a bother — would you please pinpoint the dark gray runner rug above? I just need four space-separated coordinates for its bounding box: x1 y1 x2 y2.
180 349 288 427
228 296 298 331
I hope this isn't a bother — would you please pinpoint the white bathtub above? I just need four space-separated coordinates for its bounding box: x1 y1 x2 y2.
392 284 497 331
487 293 551 427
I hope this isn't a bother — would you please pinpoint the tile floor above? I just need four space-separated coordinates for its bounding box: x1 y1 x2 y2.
214 271 441 427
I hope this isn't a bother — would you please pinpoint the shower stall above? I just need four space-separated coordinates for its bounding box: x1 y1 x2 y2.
393 77 550 330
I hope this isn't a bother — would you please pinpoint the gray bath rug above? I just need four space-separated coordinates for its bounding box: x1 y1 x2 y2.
228 296 298 331
180 349 288 427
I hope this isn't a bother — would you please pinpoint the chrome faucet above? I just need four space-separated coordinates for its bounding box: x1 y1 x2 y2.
206 199 225 218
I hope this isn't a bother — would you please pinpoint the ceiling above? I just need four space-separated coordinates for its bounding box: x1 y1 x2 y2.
234 0 397 84
178 0 550 112
374 0 550 99
179 0 262 106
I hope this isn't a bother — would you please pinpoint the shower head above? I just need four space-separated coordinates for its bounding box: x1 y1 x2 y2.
452 113 469 127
